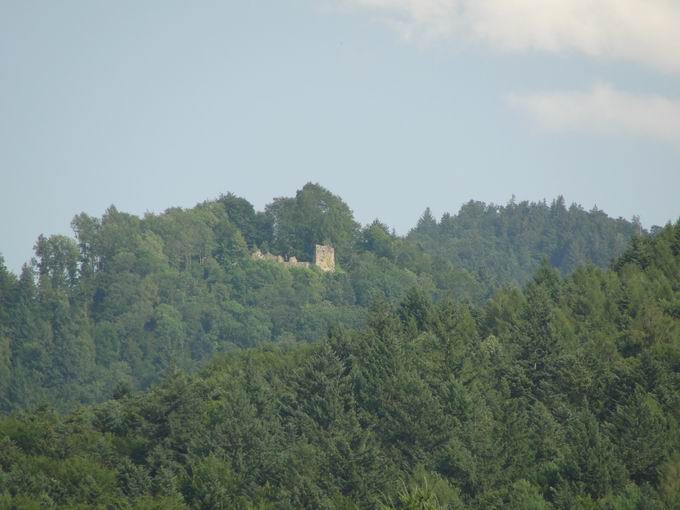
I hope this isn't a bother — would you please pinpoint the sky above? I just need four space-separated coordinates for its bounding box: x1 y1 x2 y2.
1 0 679 273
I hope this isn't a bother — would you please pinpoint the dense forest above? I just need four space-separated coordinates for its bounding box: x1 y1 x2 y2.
0 184 638 412
0 190 678 508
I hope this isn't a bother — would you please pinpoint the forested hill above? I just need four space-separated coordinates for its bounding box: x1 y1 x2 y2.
408 196 637 290
0 210 679 508
0 184 638 412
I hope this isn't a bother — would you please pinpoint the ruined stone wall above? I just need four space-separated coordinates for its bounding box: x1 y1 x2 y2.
251 250 310 269
314 244 335 272
285 256 311 269
251 245 334 271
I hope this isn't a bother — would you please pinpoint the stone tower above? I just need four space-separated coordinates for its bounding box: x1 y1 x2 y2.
314 244 335 272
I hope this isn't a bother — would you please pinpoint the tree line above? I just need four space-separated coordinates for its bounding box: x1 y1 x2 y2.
0 184 638 412
0 211 678 508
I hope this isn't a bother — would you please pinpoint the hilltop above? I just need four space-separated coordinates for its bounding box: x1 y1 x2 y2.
0 183 639 412
0 200 678 508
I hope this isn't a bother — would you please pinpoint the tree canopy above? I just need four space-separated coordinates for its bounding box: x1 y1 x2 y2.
0 216 679 508
0 186 642 413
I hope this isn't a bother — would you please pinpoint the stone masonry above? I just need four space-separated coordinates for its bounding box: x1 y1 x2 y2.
251 244 335 271
314 244 335 272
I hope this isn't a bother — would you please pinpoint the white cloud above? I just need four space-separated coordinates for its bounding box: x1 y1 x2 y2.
341 0 680 73
509 83 680 146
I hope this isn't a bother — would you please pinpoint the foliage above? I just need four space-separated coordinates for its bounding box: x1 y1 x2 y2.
0 186 639 412
0 217 679 508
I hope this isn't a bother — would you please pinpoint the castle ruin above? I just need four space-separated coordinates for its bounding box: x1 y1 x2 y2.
251 244 335 272
314 244 335 272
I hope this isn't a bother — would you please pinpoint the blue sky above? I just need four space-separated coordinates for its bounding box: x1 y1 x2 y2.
1 0 679 272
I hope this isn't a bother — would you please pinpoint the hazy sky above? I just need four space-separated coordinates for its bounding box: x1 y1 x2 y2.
2 0 679 273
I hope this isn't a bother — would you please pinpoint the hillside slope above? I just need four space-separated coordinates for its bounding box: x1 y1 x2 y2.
0 184 639 412
0 217 677 508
